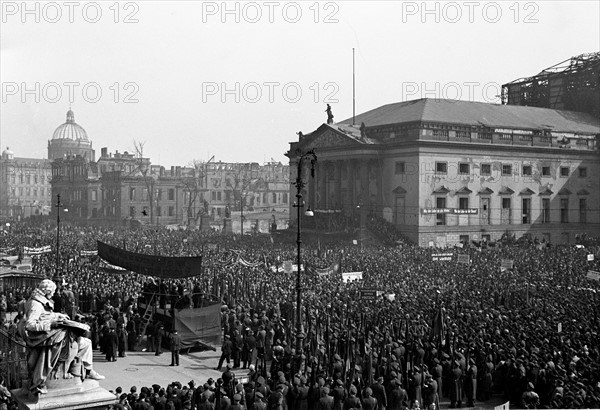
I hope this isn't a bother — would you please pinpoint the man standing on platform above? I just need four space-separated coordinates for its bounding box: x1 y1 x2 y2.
170 329 182 366
155 323 164 356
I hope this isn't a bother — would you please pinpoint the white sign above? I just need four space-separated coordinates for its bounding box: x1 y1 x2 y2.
283 260 293 274
342 271 363 283
386 293 396 302
352 240 358 245
586 271 600 281
558 323 562 333
587 254 595 261
432 253 453 261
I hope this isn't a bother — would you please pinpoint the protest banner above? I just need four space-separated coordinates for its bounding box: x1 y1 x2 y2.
457 254 470 264
97 241 202 278
432 253 453 262
586 270 600 281
342 271 363 283
360 288 378 300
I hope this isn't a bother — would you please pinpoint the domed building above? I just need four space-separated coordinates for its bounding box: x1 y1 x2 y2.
1 146 15 160
47 109 95 161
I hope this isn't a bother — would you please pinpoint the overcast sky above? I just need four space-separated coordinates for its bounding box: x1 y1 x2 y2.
1 1 598 166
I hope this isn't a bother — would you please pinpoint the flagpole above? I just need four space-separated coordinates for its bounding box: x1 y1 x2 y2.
352 48 356 125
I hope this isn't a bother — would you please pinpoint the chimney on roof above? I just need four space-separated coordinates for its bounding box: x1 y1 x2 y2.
101 147 107 157
171 166 175 176
176 166 181 177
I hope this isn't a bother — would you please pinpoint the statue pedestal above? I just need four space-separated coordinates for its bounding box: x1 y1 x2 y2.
200 215 211 231
222 218 233 234
11 378 116 410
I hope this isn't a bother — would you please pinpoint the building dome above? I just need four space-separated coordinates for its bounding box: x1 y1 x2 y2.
1 146 14 159
52 109 88 141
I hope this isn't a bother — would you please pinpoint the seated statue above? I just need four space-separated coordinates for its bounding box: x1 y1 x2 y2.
18 279 105 395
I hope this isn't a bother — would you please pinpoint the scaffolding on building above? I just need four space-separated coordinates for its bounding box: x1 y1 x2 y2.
501 52 600 117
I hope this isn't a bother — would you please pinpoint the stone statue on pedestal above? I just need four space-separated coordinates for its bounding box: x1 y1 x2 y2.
18 279 105 396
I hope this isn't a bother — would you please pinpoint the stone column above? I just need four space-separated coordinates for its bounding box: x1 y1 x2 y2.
348 160 356 208
359 159 369 206
319 161 328 210
335 161 342 210
374 159 383 216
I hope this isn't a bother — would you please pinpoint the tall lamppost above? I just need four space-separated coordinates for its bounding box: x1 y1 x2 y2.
292 149 317 352
55 194 68 280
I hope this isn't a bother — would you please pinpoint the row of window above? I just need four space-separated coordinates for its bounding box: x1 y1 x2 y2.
129 188 176 201
210 191 289 204
432 197 587 225
395 161 587 177
10 187 50 197
9 174 50 184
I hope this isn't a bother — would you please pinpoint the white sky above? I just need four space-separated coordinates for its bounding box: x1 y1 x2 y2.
1 1 598 166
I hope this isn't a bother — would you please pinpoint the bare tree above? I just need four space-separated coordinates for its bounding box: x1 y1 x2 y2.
131 139 156 226
183 159 212 226
225 163 261 235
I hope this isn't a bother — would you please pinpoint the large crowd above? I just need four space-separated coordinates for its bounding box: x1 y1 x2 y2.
1 217 599 409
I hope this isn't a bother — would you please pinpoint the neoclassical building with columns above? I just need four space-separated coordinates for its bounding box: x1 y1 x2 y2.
287 98 600 247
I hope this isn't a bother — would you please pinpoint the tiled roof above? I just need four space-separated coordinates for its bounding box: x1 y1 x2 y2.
340 98 600 133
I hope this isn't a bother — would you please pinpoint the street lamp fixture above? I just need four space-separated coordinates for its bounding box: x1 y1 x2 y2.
292 148 317 353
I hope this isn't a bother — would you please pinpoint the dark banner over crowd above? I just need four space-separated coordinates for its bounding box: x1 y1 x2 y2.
97 241 203 278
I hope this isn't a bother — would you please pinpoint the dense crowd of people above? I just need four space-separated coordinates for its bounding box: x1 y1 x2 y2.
1 218 599 409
